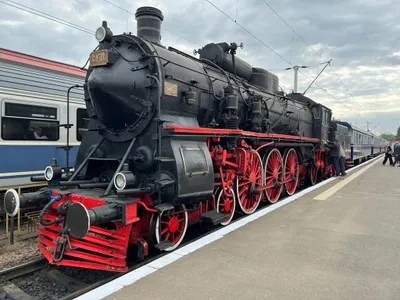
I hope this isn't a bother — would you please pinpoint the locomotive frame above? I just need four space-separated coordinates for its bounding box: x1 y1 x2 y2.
2 6 373 273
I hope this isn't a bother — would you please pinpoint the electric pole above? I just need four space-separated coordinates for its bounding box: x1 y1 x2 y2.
286 65 307 93
285 60 332 94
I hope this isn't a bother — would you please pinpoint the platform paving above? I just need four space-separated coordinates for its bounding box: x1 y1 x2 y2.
104 157 400 300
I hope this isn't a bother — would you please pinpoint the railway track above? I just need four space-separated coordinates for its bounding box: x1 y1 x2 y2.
0 258 47 300
0 256 116 300
0 258 47 282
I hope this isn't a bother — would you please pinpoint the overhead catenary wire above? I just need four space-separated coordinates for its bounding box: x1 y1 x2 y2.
0 0 94 35
299 71 365 121
1 0 367 123
204 0 366 122
260 0 365 111
0 0 199 48
204 0 292 65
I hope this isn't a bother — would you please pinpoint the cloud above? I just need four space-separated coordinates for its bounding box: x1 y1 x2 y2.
0 0 399 135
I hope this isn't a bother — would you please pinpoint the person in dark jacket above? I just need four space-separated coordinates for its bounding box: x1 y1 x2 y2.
393 143 400 166
325 139 340 176
382 144 393 166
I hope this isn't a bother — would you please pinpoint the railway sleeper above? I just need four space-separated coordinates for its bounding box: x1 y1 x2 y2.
45 269 88 291
1 282 33 300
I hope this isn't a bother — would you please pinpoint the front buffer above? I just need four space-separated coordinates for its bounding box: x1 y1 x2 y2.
3 188 140 272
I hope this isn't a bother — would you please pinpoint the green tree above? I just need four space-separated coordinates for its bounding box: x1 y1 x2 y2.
380 132 396 141
397 127 400 140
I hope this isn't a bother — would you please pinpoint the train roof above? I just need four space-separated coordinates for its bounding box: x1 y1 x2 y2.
334 120 352 129
0 47 87 78
335 120 369 135
334 120 387 140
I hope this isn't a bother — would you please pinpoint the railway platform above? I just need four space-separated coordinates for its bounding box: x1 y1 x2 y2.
78 154 400 300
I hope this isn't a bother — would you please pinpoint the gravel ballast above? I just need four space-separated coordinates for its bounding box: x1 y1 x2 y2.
0 238 41 270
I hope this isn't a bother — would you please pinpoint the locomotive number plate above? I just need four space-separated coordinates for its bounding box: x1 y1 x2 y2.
164 82 178 97
89 50 108 67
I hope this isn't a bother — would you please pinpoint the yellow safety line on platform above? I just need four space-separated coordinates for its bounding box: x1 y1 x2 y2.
313 158 381 201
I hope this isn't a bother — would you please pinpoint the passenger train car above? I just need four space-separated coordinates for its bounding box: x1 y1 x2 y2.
334 120 386 166
0 48 87 188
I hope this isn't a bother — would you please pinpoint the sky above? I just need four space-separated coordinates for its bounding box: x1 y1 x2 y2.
1 0 399 135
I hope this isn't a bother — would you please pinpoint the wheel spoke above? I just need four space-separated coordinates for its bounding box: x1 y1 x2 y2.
235 151 263 215
217 187 236 225
264 149 283 204
155 204 188 252
284 149 299 196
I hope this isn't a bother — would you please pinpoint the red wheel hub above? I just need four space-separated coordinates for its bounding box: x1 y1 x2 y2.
224 199 231 211
249 172 256 182
168 216 179 233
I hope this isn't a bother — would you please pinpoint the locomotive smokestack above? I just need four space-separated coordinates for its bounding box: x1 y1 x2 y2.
135 6 164 44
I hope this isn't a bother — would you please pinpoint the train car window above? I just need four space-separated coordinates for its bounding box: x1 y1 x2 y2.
1 102 59 141
76 108 89 141
5 103 57 119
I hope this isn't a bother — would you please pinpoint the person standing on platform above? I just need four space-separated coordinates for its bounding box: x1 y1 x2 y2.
325 139 340 176
382 144 393 166
393 143 400 166
339 142 347 177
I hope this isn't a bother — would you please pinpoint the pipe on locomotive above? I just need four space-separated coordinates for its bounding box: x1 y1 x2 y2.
3 152 131 217
3 189 48 217
2 158 62 217
3 188 122 239
3 156 123 238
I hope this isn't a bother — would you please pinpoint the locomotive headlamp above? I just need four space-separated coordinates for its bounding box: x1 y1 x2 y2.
44 166 54 181
94 21 113 43
44 158 62 182
114 171 137 190
113 164 137 190
95 26 106 42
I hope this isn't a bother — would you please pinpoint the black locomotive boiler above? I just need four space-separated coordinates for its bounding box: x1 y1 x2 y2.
3 6 337 272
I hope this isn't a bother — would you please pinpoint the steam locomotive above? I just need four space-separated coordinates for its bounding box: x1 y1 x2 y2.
3 6 348 272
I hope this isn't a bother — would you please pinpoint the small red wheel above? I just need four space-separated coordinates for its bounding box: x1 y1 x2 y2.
283 148 299 195
236 151 263 214
155 204 188 251
323 165 335 178
216 187 236 226
263 148 283 203
310 165 318 185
